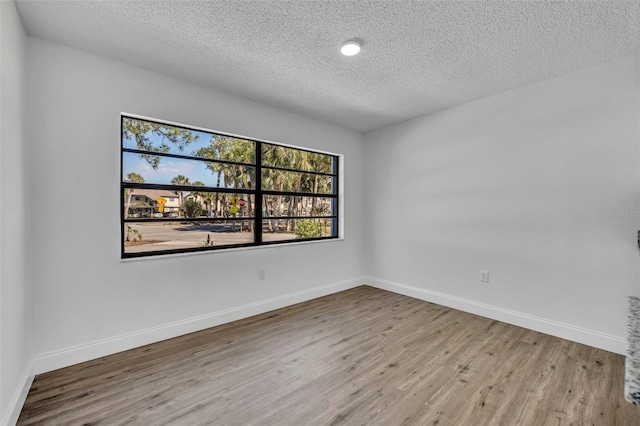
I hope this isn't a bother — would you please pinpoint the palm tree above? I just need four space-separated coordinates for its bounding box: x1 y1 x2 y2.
190 181 207 217
291 150 314 229
193 136 255 220
308 152 333 215
200 192 216 217
262 145 291 232
171 175 190 216
124 173 145 219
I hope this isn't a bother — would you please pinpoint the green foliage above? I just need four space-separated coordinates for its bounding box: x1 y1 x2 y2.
311 203 330 216
123 174 146 219
294 220 324 239
171 175 191 186
193 136 255 191
199 192 216 211
123 118 198 170
191 181 205 199
125 225 143 242
202 234 214 247
171 175 191 217
125 172 145 183
192 136 335 221
183 199 203 218
193 135 255 163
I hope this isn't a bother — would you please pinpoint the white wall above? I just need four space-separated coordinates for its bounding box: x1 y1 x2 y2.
0 1 33 424
365 53 640 354
26 37 366 372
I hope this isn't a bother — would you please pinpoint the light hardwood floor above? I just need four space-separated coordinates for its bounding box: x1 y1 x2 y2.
18 286 640 425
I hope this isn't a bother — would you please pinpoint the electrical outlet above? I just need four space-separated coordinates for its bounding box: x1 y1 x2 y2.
259 269 266 280
480 270 489 283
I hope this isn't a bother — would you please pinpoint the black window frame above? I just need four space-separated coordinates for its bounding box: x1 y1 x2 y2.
121 115 340 258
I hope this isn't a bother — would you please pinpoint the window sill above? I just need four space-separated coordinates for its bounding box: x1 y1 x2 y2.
119 237 345 263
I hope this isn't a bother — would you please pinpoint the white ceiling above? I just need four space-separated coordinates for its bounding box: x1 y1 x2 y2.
15 0 640 132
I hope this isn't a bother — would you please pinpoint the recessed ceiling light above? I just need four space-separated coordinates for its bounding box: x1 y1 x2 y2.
341 40 362 56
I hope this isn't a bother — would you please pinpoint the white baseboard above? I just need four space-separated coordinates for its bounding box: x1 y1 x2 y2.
34 276 366 375
3 358 35 426
365 276 627 355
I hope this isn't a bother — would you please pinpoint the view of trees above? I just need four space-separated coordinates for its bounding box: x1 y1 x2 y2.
123 172 145 219
182 199 203 218
193 135 255 226
123 118 198 170
261 145 334 234
170 174 191 213
122 116 338 255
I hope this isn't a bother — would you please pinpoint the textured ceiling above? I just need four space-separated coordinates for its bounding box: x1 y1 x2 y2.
15 0 640 132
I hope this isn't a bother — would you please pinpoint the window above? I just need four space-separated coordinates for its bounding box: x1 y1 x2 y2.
121 116 339 258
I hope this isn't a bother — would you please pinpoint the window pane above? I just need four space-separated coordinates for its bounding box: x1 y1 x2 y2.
123 152 255 189
122 117 256 164
262 218 336 242
124 221 255 254
124 191 255 219
122 117 206 157
261 168 334 194
262 195 334 217
262 145 334 174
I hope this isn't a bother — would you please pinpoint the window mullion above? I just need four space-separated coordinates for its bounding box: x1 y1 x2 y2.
255 142 263 244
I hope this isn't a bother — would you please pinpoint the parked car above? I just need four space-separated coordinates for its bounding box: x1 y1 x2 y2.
152 212 164 218
164 212 178 218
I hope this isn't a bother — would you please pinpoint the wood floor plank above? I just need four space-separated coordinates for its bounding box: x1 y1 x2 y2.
17 286 640 425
